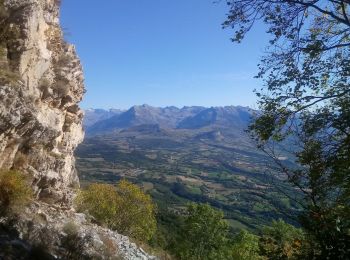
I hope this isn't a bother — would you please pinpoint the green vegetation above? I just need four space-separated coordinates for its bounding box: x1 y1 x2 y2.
0 0 21 86
259 220 307 259
75 0 349 257
75 183 119 228
0 67 20 85
230 230 261 260
225 0 350 258
75 182 308 259
76 123 307 257
154 203 307 259
175 203 229 260
76 180 156 242
76 128 300 232
0 170 33 215
0 68 20 86
113 179 157 241
0 0 8 21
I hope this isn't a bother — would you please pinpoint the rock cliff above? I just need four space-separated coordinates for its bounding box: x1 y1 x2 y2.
0 1 155 258
0 0 84 203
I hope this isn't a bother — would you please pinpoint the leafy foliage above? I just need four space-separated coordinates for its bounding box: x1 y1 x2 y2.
230 230 262 260
259 219 306 260
75 183 119 228
224 0 350 257
0 170 32 215
77 125 299 233
114 179 157 241
75 180 156 242
175 203 230 260
153 204 309 259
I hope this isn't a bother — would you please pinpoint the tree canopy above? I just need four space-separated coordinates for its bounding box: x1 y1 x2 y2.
230 230 262 260
224 0 350 258
176 203 230 260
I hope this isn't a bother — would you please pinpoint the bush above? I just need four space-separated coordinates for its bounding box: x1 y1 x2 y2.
0 68 21 86
76 180 157 242
60 221 91 260
114 180 157 241
75 183 119 228
259 219 306 259
0 0 9 22
176 203 230 260
230 230 262 260
0 170 33 215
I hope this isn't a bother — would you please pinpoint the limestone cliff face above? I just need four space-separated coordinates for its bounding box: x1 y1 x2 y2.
0 0 84 203
0 2 156 258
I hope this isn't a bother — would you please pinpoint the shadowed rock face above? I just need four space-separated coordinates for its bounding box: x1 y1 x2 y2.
0 0 85 204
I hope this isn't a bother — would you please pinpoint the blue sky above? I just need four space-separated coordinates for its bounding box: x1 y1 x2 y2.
61 0 269 109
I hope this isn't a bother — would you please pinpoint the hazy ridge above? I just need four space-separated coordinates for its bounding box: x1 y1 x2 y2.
77 105 298 232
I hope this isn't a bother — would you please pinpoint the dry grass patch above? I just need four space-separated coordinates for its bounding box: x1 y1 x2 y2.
0 170 33 215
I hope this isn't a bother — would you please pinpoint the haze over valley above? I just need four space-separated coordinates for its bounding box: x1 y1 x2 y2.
77 105 299 231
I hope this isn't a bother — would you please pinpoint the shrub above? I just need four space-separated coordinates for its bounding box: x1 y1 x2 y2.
259 219 306 259
230 230 262 260
0 0 9 22
176 203 230 260
0 68 21 86
114 180 157 241
60 222 91 260
75 180 157 242
0 170 33 215
75 183 119 228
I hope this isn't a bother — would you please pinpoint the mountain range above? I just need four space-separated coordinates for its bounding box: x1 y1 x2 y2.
84 105 255 135
77 105 298 231
77 105 299 232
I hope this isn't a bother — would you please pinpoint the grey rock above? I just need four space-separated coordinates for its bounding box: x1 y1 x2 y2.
0 0 84 204
0 0 155 259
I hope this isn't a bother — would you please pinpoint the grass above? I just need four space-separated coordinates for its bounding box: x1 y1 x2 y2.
0 170 33 215
0 68 21 85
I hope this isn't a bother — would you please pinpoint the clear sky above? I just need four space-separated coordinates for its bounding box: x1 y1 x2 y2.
60 0 269 109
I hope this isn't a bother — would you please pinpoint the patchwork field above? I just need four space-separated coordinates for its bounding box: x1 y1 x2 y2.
76 125 300 232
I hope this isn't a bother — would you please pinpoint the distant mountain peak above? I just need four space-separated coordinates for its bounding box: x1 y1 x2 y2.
84 105 254 135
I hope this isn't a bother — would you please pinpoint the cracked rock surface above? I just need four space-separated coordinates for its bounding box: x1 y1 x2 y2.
0 0 84 204
0 1 156 258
